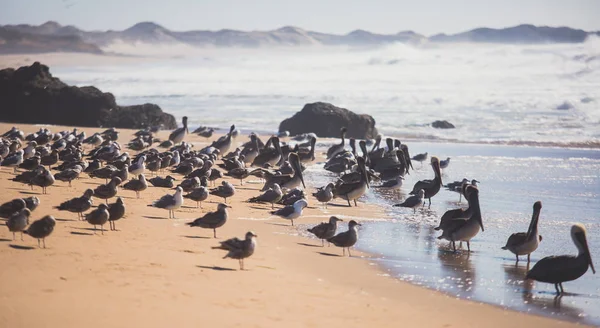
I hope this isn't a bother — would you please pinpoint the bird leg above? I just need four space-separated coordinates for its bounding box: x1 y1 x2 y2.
343 248 346 256
20 232 24 241
554 283 560 295
559 283 564 295
354 199 358 207
37 238 41 248
348 248 352 257
12 232 15 241
42 238 46 249
105 199 108 204
527 254 530 263
452 241 456 252
321 239 324 247
346 198 351 207
291 219 294 226
467 241 471 252
101 224 104 235
516 255 519 263
213 228 217 238
428 198 432 208
93 225 97 234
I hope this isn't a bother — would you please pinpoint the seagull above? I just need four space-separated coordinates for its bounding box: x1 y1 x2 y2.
149 186 184 219
439 157 451 170
374 176 404 190
210 181 235 203
23 196 40 212
93 177 121 204
327 220 361 256
54 164 83 187
179 176 201 192
148 175 177 188
526 223 595 295
169 116 189 145
312 183 334 208
85 203 110 234
24 215 56 248
411 152 428 166
128 155 146 175
212 231 258 270
30 166 55 194
186 203 231 238
54 189 94 220
393 189 425 213
248 183 283 209
270 198 308 226
307 216 343 246
107 197 126 231
123 174 148 198
1 150 24 172
6 208 30 241
0 198 26 218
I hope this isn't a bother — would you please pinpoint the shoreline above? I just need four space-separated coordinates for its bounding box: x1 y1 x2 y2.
0 122 590 327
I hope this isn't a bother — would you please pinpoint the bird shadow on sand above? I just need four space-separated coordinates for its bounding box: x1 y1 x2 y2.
181 235 211 239
196 265 236 272
265 222 292 227
236 187 259 191
9 244 36 250
297 242 322 248
248 205 269 210
70 231 94 236
143 215 169 220
317 252 341 257
19 191 41 195
0 238 13 242
55 218 77 222
325 203 353 208
71 227 104 232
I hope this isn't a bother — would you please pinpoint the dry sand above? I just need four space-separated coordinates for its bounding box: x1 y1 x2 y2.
0 123 582 327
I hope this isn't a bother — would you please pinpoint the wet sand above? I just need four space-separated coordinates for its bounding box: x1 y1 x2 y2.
0 123 587 327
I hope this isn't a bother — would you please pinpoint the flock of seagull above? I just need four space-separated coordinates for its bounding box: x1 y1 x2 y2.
0 118 595 294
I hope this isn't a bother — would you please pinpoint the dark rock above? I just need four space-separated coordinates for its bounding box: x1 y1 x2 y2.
431 120 455 129
556 101 574 110
580 97 594 104
279 102 378 139
0 62 176 129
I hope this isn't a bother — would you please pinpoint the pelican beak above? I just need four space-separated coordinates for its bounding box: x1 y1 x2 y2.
579 233 595 274
293 154 305 189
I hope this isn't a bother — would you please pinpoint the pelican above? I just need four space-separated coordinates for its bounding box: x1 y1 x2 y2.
333 157 369 207
248 183 283 209
212 125 236 155
297 136 317 163
435 185 476 231
502 201 543 263
212 231 258 270
260 154 305 191
149 186 184 219
409 156 442 207
169 116 189 145
307 216 343 246
526 223 595 295
252 136 282 167
326 127 347 159
186 203 230 238
437 185 484 252
270 199 308 226
327 220 361 256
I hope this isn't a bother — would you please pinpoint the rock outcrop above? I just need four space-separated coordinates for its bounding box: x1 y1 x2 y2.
279 102 378 139
0 62 177 129
431 120 455 129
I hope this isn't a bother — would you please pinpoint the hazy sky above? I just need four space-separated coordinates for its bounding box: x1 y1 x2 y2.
1 0 599 35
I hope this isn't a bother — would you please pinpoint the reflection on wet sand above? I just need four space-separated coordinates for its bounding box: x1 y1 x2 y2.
437 250 475 295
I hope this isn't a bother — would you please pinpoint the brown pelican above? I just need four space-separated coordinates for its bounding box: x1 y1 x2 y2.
313 183 334 208
437 185 484 252
326 127 347 159
211 125 236 155
502 201 543 263
149 186 184 219
24 215 56 248
212 231 258 270
107 197 126 231
55 189 94 220
307 216 343 246
270 199 308 226
252 136 282 167
333 157 369 207
85 203 110 234
297 137 317 163
260 153 305 191
435 185 476 231
6 208 30 240
393 189 424 213
248 183 283 209
187 203 230 238
327 220 361 256
526 223 595 295
409 156 442 207
169 116 189 145
123 174 148 198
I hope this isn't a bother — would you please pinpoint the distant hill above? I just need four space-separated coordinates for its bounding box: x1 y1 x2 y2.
0 21 597 55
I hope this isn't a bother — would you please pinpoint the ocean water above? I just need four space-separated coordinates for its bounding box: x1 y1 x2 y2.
300 141 600 325
55 38 600 147
51 41 600 324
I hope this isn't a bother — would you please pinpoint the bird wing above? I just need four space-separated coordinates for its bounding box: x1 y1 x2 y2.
526 255 576 282
410 179 433 194
503 232 528 249
271 205 295 217
308 222 329 237
396 195 421 208
327 231 349 246
216 237 245 251
153 194 174 208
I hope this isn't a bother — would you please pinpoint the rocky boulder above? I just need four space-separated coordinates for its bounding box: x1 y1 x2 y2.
279 102 378 139
0 62 177 129
431 120 455 129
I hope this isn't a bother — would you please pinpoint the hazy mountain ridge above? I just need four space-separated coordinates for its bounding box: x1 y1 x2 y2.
1 21 598 54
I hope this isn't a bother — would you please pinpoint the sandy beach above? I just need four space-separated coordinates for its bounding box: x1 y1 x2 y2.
0 122 586 328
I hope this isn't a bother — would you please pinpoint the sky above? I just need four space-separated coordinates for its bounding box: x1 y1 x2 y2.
0 0 599 36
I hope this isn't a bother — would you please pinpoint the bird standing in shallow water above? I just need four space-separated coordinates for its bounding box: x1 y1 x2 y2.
526 223 595 295
502 201 543 263
409 156 442 208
